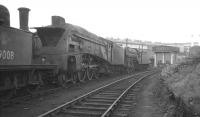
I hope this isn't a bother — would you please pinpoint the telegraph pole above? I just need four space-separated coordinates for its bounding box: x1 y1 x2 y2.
140 44 143 63
126 38 128 47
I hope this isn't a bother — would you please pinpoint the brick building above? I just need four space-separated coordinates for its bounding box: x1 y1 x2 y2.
152 46 179 67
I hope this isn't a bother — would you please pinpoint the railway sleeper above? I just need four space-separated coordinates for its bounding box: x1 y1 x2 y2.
108 88 126 91
83 100 113 105
98 93 120 96
82 102 111 107
93 95 118 98
112 88 127 90
99 92 120 95
85 98 114 103
103 90 123 93
97 94 120 97
71 105 107 111
59 108 102 117
89 97 117 100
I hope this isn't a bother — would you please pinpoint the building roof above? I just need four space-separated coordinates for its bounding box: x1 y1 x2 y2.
152 45 179 53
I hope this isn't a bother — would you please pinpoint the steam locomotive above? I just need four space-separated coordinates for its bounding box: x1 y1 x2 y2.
0 5 143 95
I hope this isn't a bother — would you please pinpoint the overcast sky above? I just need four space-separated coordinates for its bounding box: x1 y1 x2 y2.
2 0 200 43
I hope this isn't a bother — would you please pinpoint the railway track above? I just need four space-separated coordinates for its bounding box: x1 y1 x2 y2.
0 71 142 109
38 70 158 117
0 72 137 108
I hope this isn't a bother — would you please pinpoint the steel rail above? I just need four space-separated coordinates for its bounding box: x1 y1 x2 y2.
37 70 152 117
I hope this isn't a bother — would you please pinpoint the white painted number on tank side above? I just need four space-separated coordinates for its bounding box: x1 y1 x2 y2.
0 50 15 60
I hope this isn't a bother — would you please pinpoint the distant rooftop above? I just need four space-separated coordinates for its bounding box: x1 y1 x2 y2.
152 45 179 53
106 37 194 46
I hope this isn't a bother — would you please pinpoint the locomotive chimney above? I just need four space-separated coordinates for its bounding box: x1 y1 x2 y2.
18 7 30 31
52 16 65 26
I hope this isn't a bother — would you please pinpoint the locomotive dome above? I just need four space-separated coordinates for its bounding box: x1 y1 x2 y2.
0 4 10 26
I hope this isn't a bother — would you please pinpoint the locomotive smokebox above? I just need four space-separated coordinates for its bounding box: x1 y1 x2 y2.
0 4 10 26
18 7 30 31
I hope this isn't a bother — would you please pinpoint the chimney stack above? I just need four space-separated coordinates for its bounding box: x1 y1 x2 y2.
52 16 65 26
18 7 30 31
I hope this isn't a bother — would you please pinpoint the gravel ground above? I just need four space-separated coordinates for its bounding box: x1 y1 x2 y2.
129 73 167 117
0 73 138 117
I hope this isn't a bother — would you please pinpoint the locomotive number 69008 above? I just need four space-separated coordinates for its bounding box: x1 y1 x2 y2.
0 50 15 60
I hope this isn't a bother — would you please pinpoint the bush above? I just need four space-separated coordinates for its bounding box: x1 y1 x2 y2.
161 63 200 115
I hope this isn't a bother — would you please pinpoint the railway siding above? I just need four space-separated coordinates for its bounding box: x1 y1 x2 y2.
0 71 146 117
37 70 157 117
